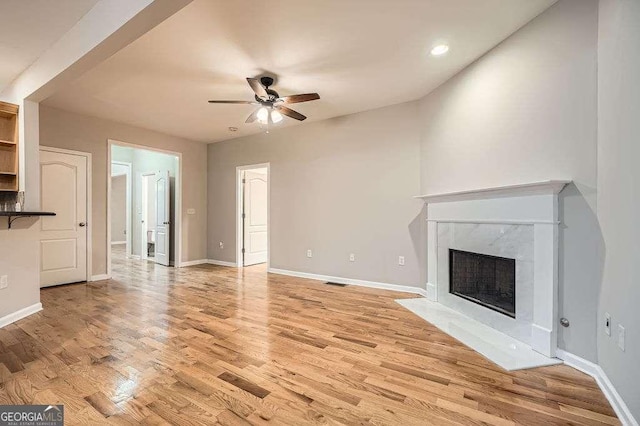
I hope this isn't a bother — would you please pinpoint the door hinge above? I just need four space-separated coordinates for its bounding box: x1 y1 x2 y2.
242 178 246 184
242 248 245 254
242 213 246 219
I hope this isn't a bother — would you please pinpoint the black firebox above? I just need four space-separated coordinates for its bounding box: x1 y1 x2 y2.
449 249 516 318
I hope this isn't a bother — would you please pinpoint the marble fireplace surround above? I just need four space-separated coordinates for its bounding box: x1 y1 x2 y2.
417 180 570 358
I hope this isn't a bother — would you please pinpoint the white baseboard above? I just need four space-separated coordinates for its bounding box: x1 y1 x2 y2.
180 259 209 267
90 274 111 281
207 259 237 267
268 268 428 297
557 349 638 426
126 255 141 260
111 241 126 245
0 303 43 329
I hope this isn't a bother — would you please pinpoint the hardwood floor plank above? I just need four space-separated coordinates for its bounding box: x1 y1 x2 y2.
0 245 619 425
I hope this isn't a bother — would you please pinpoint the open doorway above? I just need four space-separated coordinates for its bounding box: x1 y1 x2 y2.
236 164 269 267
108 140 181 274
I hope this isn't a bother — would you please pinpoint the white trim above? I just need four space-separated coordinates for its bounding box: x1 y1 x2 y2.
127 254 141 260
268 268 429 297
90 274 111 282
557 349 638 426
110 160 132 257
415 180 571 203
140 171 156 261
426 219 560 225
107 139 183 272
39 146 92 283
207 259 237 267
0 303 43 329
111 241 126 245
180 259 209 267
236 163 270 269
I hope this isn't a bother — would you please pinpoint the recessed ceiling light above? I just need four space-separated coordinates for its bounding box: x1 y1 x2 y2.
430 44 449 56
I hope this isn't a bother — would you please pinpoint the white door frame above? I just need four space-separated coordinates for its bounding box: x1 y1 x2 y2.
236 163 270 268
140 171 156 261
107 139 182 276
110 161 132 256
39 146 93 282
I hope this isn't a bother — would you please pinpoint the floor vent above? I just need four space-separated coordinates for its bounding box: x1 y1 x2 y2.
325 282 347 287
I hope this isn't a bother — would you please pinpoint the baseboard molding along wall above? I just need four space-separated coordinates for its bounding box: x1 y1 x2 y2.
90 274 111 282
556 349 638 426
180 259 209 267
0 303 43 329
207 259 237 267
268 267 428 297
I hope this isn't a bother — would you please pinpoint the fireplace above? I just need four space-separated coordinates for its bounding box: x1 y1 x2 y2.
449 249 516 318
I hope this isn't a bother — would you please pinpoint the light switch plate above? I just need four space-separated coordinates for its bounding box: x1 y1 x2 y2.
187 208 196 215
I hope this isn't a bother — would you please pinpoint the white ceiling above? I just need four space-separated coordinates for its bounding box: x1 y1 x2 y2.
42 0 556 143
0 0 99 94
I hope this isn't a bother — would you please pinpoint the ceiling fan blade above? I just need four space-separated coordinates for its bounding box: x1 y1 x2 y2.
247 78 269 99
277 93 320 104
245 108 261 123
208 100 257 104
276 105 307 121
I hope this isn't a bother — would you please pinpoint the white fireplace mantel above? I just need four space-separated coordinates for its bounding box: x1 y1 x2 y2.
415 180 571 203
418 180 571 359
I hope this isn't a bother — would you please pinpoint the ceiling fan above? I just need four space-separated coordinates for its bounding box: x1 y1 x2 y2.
208 76 320 124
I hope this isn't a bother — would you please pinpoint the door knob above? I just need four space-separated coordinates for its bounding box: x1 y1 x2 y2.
79 222 86 227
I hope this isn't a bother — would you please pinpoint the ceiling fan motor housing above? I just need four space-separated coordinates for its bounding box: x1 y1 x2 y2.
255 88 279 104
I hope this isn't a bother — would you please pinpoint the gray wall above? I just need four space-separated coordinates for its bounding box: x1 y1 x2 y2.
417 0 599 362
597 0 640 419
208 101 425 287
39 105 208 275
110 175 126 242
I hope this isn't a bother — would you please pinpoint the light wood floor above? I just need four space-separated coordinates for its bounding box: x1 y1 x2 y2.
0 248 619 425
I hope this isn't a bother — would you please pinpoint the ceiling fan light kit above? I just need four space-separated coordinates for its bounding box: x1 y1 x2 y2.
208 76 320 130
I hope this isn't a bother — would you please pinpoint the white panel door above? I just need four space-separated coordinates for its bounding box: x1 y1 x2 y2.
243 170 267 266
154 171 171 266
40 149 88 287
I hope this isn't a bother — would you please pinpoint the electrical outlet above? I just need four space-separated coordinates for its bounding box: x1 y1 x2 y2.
605 313 611 336
219 242 224 249
398 256 405 266
618 324 625 351
349 253 355 262
307 249 313 258
0 275 7 290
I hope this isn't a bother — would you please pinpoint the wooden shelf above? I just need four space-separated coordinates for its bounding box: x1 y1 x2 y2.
0 101 18 192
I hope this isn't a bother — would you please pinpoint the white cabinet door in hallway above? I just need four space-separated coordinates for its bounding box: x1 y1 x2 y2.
40 149 88 287
154 170 171 266
243 170 268 266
